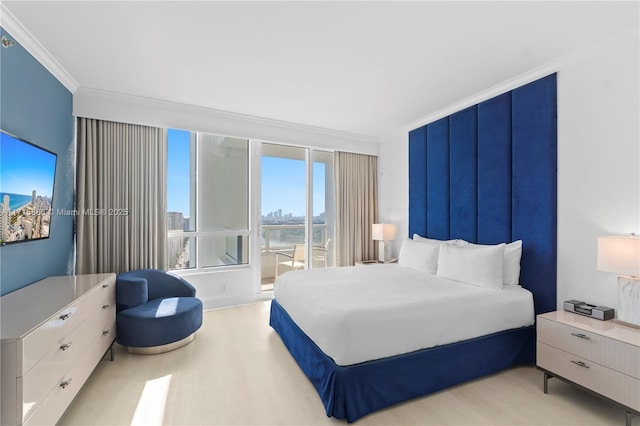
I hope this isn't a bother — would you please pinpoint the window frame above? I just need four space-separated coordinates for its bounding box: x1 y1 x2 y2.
167 129 250 272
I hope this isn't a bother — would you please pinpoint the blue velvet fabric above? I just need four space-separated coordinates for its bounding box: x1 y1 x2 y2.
408 126 428 237
117 269 196 306
426 117 450 240
408 73 557 315
115 277 148 312
270 300 534 423
477 92 512 244
115 269 202 348
450 106 478 241
512 76 558 315
117 297 203 347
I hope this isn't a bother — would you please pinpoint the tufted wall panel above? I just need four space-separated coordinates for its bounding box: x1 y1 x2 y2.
408 74 557 314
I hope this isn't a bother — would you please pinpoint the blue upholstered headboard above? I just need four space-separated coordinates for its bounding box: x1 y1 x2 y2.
408 74 557 315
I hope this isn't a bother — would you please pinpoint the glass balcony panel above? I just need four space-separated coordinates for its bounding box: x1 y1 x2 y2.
200 235 249 268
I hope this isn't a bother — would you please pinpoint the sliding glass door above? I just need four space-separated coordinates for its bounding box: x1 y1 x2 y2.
260 144 334 290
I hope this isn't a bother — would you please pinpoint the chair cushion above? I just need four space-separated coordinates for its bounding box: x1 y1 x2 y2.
117 297 203 348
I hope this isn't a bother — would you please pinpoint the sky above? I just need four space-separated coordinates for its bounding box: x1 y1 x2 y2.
167 128 191 215
0 132 57 197
167 129 326 218
261 156 326 217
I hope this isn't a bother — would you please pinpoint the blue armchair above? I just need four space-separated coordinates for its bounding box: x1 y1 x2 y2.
116 269 203 354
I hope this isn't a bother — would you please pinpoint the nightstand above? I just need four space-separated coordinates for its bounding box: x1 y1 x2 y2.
536 311 640 425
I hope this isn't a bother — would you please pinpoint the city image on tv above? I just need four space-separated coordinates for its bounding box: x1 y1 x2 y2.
0 131 57 245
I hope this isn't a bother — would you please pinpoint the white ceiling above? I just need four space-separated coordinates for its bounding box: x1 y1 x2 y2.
3 1 639 138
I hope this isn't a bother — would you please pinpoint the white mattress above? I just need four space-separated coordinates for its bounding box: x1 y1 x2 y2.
274 264 535 366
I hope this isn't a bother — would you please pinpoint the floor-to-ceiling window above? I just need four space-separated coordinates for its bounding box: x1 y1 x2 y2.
167 129 249 271
260 144 334 289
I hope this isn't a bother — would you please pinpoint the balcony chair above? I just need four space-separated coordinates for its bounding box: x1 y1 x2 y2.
275 244 306 277
313 238 331 268
116 269 203 354
275 239 332 278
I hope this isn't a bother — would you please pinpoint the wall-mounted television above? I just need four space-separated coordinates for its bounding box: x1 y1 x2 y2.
0 130 57 245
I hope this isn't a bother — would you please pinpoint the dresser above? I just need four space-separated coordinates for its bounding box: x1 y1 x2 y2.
537 311 640 425
1 273 116 426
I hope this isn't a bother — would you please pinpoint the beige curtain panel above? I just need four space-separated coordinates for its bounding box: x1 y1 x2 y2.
334 151 378 266
76 118 168 274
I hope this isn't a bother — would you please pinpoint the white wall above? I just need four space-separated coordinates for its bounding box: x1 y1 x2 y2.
556 31 639 309
379 30 639 312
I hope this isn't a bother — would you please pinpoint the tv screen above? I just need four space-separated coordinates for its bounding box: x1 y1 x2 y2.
0 130 57 245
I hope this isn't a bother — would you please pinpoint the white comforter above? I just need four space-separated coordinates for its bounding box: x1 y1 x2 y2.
274 264 535 366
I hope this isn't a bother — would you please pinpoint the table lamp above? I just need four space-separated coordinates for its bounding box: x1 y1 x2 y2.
372 223 396 262
597 234 640 327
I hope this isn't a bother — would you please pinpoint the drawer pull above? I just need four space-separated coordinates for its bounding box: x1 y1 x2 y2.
102 304 110 309
59 312 72 321
60 342 72 351
60 379 72 389
102 284 110 288
102 330 110 336
571 360 590 369
570 332 590 340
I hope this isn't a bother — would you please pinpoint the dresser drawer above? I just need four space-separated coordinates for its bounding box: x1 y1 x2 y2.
538 342 640 411
20 285 103 376
1 273 116 426
96 278 116 309
20 303 105 423
23 327 112 426
537 316 640 379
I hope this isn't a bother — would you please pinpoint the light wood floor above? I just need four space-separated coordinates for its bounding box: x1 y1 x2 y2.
59 301 636 426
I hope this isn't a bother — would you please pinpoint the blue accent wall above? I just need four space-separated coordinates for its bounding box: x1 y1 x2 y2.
0 28 74 295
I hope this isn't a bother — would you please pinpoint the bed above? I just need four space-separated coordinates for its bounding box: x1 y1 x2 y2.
269 74 557 422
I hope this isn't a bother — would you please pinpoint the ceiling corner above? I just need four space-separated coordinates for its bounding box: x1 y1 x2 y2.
1 2 79 93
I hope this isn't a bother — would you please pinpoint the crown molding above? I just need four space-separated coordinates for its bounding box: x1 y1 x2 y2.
1 3 79 92
74 87 380 154
400 27 639 135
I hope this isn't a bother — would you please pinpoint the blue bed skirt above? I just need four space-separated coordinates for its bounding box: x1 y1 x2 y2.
270 299 535 422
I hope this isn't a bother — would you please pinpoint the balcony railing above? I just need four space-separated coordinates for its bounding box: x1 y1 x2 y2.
260 223 332 288
261 223 328 252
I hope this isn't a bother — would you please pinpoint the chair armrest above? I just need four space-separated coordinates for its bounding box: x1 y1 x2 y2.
116 277 149 312
275 251 294 260
165 273 197 297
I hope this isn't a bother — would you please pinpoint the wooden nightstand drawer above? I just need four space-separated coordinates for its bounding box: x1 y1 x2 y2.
538 342 640 411
538 316 640 379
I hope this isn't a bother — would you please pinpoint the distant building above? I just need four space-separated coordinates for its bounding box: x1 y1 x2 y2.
167 211 185 231
32 190 36 205
1 194 9 241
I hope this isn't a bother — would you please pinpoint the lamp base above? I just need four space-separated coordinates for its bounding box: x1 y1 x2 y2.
617 276 640 327
378 240 391 263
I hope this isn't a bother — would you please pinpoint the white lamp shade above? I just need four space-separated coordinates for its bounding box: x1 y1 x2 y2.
597 236 640 277
372 223 396 241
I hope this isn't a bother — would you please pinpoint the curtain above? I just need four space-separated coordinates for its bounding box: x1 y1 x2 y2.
76 118 167 274
334 151 378 266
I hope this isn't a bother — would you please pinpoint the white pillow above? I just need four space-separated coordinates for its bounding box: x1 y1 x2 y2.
456 240 522 285
398 237 440 275
412 234 458 245
436 243 505 290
